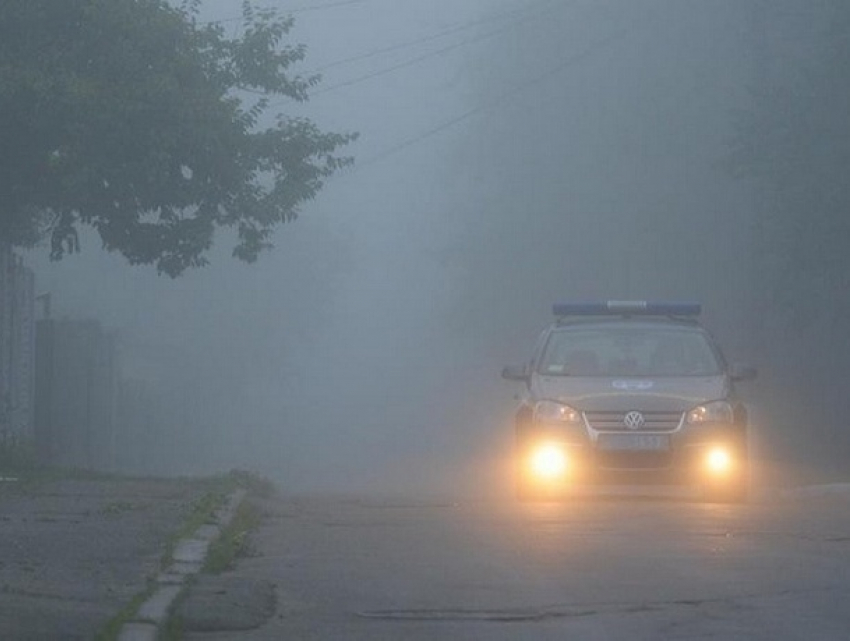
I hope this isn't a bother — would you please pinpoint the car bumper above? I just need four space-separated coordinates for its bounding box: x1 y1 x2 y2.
517 424 747 487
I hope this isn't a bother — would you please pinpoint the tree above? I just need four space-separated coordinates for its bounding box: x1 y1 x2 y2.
0 0 356 276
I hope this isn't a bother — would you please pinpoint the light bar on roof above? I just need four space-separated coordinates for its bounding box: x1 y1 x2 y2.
552 301 701 317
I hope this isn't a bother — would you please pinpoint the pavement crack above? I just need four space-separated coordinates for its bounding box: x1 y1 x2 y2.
357 596 750 624
1 585 93 603
356 607 598 622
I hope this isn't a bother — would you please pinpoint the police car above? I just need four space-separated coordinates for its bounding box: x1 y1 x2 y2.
501 301 756 501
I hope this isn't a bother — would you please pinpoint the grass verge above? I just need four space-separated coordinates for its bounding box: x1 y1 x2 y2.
93 582 155 641
160 473 270 639
93 470 272 640
161 612 184 641
160 470 273 569
203 498 262 573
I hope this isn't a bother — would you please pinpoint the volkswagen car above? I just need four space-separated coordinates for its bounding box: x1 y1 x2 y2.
501 301 756 502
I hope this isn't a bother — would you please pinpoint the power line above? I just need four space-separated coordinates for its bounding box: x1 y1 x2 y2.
287 0 363 13
310 0 560 74
354 24 640 171
202 2 648 172
207 0 559 92
310 10 554 98
202 0 560 108
207 0 365 24
311 19 490 74
265 0 562 107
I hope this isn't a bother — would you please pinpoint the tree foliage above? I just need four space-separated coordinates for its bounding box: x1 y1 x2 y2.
0 0 356 276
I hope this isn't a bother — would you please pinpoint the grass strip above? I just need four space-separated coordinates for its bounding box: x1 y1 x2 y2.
203 499 262 573
94 582 155 641
94 471 272 640
159 474 242 568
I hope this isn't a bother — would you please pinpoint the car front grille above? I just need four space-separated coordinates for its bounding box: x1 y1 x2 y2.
584 410 684 432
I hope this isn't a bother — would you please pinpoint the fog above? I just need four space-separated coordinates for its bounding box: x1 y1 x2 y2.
25 1 850 494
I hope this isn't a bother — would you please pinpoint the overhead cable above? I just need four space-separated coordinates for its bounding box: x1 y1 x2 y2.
208 0 365 24
270 0 562 106
355 24 640 170
310 0 561 74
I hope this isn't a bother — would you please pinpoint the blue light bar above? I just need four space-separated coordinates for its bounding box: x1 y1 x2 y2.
553 301 701 317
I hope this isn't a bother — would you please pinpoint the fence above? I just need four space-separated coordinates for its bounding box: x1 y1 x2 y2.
0 244 36 444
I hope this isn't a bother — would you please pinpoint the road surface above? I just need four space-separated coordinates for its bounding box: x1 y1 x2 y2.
0 477 209 641
181 484 850 640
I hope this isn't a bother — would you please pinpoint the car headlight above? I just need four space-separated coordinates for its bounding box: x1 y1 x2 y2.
687 400 733 424
705 447 733 474
529 443 568 478
534 400 582 424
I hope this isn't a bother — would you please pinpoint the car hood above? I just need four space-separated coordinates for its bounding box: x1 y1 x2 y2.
531 374 729 412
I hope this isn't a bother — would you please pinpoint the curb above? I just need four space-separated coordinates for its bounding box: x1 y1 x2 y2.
116 488 247 641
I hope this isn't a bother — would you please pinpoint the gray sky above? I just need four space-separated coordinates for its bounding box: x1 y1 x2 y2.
31 0 514 492
29 0 761 495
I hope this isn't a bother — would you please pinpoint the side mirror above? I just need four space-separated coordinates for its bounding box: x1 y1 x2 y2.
730 363 757 382
501 365 529 382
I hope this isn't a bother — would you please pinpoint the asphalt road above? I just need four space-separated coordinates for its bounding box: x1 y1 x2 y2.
183 485 850 640
0 477 209 641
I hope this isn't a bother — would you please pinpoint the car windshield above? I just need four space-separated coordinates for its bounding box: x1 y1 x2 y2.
538 325 722 377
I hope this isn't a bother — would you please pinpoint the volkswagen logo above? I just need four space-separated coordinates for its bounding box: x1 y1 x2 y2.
623 411 645 430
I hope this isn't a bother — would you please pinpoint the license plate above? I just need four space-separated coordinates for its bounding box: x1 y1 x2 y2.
597 434 669 451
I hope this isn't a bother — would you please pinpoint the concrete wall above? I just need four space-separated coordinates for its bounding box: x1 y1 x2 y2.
0 244 36 444
35 319 119 469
